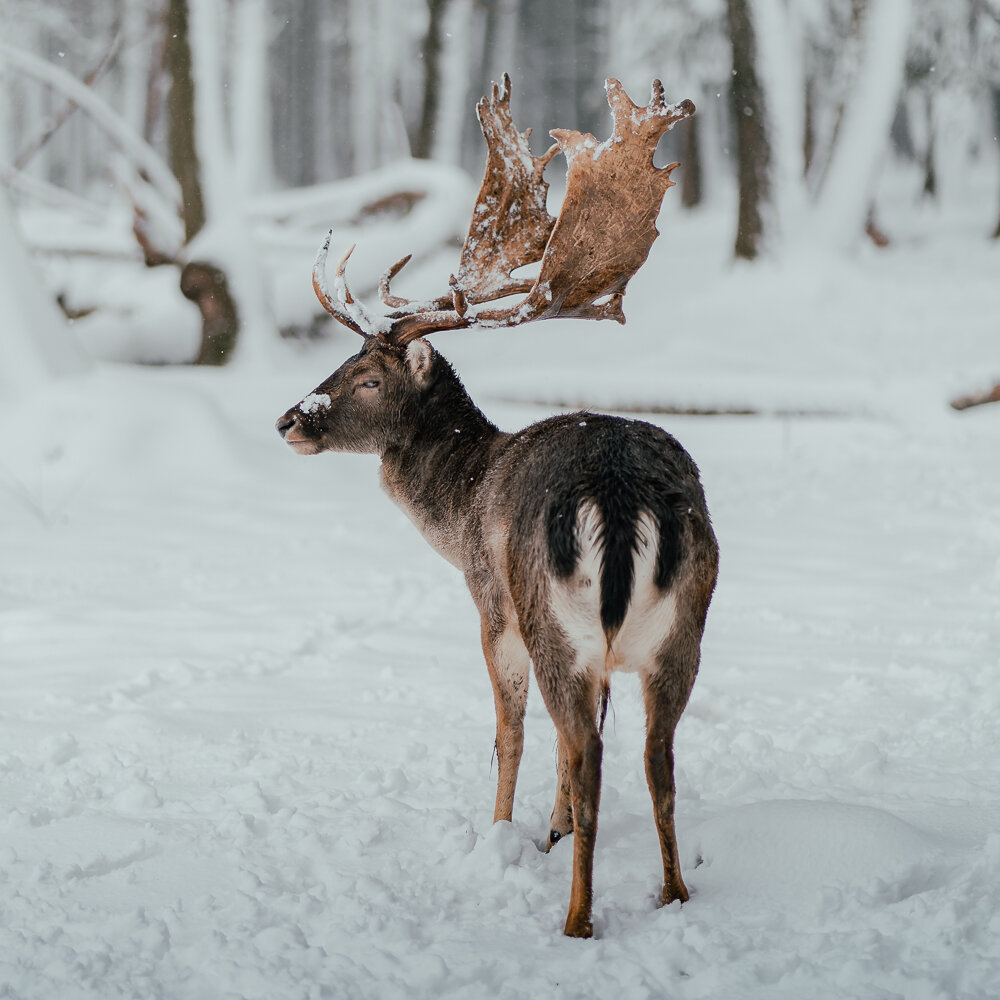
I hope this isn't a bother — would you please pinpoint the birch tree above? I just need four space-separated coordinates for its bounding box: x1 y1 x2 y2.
727 0 914 257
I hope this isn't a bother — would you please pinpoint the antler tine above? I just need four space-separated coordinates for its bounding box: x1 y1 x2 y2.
332 244 385 334
378 254 414 308
313 231 367 336
378 253 455 313
605 77 695 151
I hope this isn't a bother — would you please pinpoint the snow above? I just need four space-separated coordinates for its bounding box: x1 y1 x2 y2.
2 169 1000 998
300 393 332 415
0 190 89 392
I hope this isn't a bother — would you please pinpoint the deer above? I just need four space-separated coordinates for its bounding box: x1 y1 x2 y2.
276 75 718 938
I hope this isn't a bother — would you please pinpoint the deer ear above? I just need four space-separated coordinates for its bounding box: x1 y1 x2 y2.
405 338 434 388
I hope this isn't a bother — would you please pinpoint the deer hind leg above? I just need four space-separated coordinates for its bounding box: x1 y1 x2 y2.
481 617 530 824
641 642 700 907
533 661 603 938
547 680 608 851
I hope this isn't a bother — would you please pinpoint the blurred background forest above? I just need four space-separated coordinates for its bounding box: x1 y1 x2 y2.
2 0 1000 386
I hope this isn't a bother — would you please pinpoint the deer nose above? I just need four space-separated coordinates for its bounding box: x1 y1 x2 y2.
276 412 298 439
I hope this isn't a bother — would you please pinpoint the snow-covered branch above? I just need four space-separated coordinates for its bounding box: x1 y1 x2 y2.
0 42 181 209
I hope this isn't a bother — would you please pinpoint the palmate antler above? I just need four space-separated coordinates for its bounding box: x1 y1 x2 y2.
313 75 695 346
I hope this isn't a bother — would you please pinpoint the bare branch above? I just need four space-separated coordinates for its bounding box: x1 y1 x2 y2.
13 31 122 171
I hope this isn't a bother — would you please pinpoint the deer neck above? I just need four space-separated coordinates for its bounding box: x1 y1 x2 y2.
378 374 504 570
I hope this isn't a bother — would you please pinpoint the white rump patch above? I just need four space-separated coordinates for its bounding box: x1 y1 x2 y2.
548 505 678 678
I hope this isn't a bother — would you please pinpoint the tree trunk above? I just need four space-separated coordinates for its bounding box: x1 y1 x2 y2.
232 0 272 196
430 0 473 165
165 0 205 243
803 75 815 175
414 0 450 159
680 110 703 209
466 0 517 173
808 0 912 249
921 91 936 200
727 0 771 259
181 262 239 366
992 88 1000 239
164 0 240 365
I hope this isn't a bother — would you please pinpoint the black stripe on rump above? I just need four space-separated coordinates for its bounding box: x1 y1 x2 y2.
544 422 689 640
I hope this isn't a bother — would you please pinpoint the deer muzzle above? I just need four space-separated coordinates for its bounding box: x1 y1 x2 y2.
276 411 320 455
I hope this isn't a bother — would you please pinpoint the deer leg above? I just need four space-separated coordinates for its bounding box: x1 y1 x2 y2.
534 667 603 938
547 677 609 850
641 652 698 907
545 735 574 850
481 617 530 824
559 712 602 938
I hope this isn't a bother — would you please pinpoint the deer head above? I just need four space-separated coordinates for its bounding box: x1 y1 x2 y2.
277 338 441 456
277 75 695 455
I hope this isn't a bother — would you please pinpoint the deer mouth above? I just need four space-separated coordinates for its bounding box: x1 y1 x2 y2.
285 436 321 455
276 412 321 454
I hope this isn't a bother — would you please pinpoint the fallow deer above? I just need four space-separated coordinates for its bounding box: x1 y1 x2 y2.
276 76 718 938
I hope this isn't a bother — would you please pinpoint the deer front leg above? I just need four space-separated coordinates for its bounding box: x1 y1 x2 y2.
481 617 530 824
546 735 574 850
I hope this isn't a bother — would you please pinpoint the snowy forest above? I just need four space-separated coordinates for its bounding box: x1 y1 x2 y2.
2 1 1000 997
3 0 1000 379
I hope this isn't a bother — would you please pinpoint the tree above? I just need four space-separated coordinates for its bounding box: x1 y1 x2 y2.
164 0 238 365
414 0 450 159
724 0 913 257
970 0 1000 237
163 0 274 366
727 0 771 258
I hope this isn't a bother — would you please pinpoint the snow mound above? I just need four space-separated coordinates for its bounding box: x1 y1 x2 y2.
688 799 945 906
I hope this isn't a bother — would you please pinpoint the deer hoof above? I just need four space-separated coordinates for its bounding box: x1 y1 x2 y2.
661 881 690 906
546 828 572 852
563 915 594 939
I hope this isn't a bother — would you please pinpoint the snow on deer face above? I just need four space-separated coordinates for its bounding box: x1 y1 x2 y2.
275 338 435 456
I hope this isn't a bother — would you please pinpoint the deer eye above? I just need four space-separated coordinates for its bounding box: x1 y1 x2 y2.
356 379 380 390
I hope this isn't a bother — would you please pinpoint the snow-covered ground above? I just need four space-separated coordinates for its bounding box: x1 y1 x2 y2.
2 171 999 998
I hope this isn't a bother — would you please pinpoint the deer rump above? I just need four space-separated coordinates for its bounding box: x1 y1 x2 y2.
499 413 693 661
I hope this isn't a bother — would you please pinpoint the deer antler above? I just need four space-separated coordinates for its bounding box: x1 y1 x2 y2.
314 76 695 345
525 79 695 323
312 234 369 337
376 73 558 314
453 73 560 305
